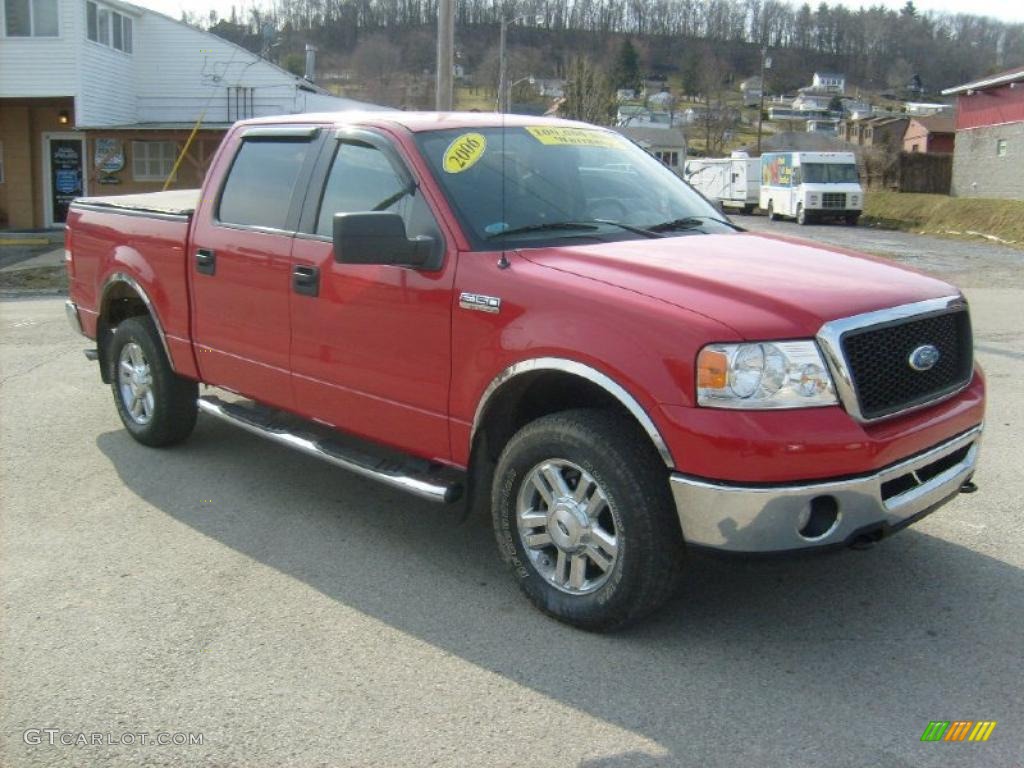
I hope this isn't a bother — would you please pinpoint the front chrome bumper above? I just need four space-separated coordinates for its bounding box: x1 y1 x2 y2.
670 425 982 553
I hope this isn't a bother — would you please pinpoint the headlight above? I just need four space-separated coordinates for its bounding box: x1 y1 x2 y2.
808 194 819 206
696 341 837 409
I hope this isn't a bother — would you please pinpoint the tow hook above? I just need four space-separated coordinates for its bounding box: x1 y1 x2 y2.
960 480 978 494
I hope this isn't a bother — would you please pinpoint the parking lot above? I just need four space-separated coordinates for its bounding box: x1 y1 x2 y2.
2 229 1023 766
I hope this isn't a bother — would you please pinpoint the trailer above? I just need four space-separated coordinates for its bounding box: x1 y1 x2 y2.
684 153 760 213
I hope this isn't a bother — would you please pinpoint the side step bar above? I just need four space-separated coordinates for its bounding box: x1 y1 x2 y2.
197 395 464 503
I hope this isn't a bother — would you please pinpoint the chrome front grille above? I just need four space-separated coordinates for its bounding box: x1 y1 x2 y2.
817 296 974 422
822 192 846 209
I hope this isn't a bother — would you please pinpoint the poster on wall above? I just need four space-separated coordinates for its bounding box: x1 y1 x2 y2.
94 138 125 173
49 139 84 224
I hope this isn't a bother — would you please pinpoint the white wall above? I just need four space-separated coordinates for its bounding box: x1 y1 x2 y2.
0 0 79 98
77 2 137 125
134 12 310 124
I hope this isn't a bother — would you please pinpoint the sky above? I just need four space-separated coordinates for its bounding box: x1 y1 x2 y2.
131 0 1024 26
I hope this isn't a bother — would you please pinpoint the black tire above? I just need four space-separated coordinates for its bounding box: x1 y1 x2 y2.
797 204 808 225
108 316 198 447
766 201 776 221
846 213 860 226
492 409 684 631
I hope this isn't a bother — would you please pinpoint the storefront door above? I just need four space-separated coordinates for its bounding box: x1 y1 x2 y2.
43 133 86 227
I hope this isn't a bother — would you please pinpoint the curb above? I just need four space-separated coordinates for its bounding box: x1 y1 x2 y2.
0 288 68 300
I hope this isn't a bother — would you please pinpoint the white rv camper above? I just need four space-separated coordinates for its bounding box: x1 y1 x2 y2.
684 153 760 213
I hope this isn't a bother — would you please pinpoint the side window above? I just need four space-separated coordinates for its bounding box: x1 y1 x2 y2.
315 142 407 236
218 139 310 230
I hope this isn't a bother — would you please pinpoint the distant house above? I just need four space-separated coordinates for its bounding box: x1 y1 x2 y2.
642 77 668 96
806 119 839 135
0 0 382 229
739 76 763 107
839 98 871 117
811 72 846 94
647 91 675 107
903 115 955 154
904 102 952 117
792 93 833 112
616 88 637 102
942 66 1024 199
534 78 566 98
611 125 687 173
840 116 909 150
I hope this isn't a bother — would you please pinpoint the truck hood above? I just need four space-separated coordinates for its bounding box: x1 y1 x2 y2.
517 232 958 340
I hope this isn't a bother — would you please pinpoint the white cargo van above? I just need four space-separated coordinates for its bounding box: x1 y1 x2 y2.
684 153 760 213
759 151 863 225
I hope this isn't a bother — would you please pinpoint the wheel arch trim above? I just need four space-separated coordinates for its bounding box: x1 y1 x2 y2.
471 357 676 468
100 272 173 364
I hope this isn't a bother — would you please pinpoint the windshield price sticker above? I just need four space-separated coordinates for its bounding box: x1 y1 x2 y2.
525 127 622 148
443 133 487 173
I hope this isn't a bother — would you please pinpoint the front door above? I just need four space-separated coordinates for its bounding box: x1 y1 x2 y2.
288 133 455 462
43 133 86 227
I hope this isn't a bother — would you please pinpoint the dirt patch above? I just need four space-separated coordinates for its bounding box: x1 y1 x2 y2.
0 266 68 292
863 192 1024 249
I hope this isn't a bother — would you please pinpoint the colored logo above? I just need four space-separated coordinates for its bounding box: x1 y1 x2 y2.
920 721 997 742
908 344 941 371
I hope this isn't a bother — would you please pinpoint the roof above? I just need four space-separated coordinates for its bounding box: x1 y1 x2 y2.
610 126 686 148
242 111 605 133
911 115 955 134
814 72 845 79
942 65 1024 96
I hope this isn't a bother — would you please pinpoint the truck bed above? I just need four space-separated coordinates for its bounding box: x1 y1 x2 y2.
74 189 200 217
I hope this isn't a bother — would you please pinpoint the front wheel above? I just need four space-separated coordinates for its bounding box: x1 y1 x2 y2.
492 410 685 631
766 201 777 221
846 213 861 226
796 204 809 225
109 316 198 447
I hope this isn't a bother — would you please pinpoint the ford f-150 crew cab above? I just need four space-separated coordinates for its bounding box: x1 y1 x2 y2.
65 113 985 630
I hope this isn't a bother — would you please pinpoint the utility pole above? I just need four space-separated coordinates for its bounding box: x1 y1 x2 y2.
497 18 507 113
435 0 454 111
756 47 770 155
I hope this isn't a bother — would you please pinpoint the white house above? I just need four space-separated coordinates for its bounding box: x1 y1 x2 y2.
811 72 845 94
0 0 382 228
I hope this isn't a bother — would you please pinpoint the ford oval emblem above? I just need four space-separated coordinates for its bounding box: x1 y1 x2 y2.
909 344 941 371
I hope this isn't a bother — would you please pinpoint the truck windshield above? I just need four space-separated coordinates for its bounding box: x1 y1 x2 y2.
414 126 732 247
801 163 860 184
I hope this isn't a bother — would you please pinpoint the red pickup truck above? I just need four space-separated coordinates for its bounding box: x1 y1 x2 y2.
65 113 984 630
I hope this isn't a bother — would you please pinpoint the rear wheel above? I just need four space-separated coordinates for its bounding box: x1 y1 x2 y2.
109 316 198 447
492 409 684 631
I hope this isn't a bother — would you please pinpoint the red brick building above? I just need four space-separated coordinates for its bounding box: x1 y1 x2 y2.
902 115 955 154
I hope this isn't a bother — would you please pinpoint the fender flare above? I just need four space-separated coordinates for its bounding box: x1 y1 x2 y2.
470 357 675 468
100 272 173 364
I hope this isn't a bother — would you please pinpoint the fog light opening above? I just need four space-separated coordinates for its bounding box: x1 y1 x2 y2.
799 496 840 540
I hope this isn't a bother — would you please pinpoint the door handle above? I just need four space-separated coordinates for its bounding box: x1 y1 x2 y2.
292 264 320 297
195 249 216 276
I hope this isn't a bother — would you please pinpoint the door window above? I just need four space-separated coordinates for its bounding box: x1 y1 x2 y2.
315 142 409 236
218 139 311 230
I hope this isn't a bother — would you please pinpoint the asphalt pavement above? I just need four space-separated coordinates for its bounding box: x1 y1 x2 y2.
1 260 1022 765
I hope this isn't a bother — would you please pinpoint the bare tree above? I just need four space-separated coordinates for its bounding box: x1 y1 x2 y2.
560 57 616 125
350 33 403 102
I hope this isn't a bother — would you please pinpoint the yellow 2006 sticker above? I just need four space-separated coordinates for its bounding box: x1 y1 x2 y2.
443 132 487 173
525 126 623 148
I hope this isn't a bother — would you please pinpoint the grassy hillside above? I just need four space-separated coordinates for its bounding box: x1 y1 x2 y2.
863 192 1024 249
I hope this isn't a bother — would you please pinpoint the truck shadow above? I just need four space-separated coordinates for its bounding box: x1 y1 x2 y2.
97 419 1022 765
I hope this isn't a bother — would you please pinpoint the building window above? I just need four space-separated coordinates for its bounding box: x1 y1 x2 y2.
132 141 177 181
911 143 919 153
996 139 1008 157
4 0 59 36
85 0 131 51
654 150 679 168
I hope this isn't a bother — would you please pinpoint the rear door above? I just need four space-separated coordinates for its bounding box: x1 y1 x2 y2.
287 129 455 462
190 126 322 409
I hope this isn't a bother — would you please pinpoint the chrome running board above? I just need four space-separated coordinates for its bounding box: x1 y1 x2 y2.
197 395 464 503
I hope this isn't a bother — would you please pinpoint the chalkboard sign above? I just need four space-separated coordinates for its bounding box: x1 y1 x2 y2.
49 138 84 224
